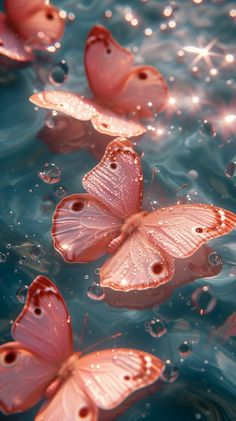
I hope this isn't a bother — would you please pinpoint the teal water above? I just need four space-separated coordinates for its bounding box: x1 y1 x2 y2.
1 0 236 420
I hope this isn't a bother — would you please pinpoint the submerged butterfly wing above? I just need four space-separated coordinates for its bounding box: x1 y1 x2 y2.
83 138 143 219
85 25 134 100
100 230 175 291
112 66 169 117
35 376 98 421
0 14 33 65
11 276 73 363
5 0 65 49
0 342 57 414
142 204 236 259
78 348 164 410
52 194 121 263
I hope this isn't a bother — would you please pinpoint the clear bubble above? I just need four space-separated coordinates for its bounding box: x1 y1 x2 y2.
192 286 217 315
19 256 27 265
147 318 167 338
87 283 105 301
0 252 7 263
45 113 56 129
188 170 198 180
40 198 54 214
208 251 223 266
38 163 61 184
161 360 179 383
179 341 192 357
54 186 67 198
16 286 28 304
49 60 69 85
29 244 46 260
225 162 236 178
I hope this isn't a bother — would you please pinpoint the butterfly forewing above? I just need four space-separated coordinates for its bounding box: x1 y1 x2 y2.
11 276 73 364
85 25 134 100
0 342 57 414
83 138 143 220
52 194 121 263
142 204 236 258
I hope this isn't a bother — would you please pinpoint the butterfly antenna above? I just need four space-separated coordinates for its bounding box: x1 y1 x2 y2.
147 166 159 200
158 183 189 205
81 332 122 355
78 313 89 350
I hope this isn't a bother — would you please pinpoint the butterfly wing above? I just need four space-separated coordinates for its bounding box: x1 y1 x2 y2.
77 348 164 410
112 65 169 117
30 91 145 139
4 0 65 49
100 230 174 291
35 376 98 421
85 25 134 100
52 193 122 263
83 138 143 219
0 13 33 65
0 342 57 414
142 204 236 258
11 276 73 364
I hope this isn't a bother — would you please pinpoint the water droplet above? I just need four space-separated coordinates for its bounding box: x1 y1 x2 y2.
179 341 192 357
16 286 28 304
87 283 105 301
202 120 215 136
188 170 198 179
225 161 236 178
19 256 27 265
38 163 61 184
29 244 46 260
191 286 217 315
161 360 179 383
49 60 69 85
146 319 167 338
0 252 7 263
54 185 67 198
208 251 223 266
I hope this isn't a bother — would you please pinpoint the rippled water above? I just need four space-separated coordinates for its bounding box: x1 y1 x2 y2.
1 0 236 420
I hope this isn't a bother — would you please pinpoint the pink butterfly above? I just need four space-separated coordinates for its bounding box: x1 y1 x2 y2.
0 275 164 418
0 0 65 66
52 137 236 292
29 24 168 157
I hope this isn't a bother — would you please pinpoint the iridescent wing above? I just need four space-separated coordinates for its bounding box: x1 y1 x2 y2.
142 204 236 258
85 25 168 116
35 376 98 421
77 348 164 409
29 91 145 139
4 0 65 50
0 13 33 65
0 342 57 414
83 138 143 219
12 275 73 364
100 230 174 291
52 194 121 263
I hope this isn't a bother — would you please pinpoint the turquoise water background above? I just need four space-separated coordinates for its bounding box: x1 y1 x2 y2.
1 0 236 419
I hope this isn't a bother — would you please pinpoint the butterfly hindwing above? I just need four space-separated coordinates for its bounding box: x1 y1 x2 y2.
0 342 57 414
